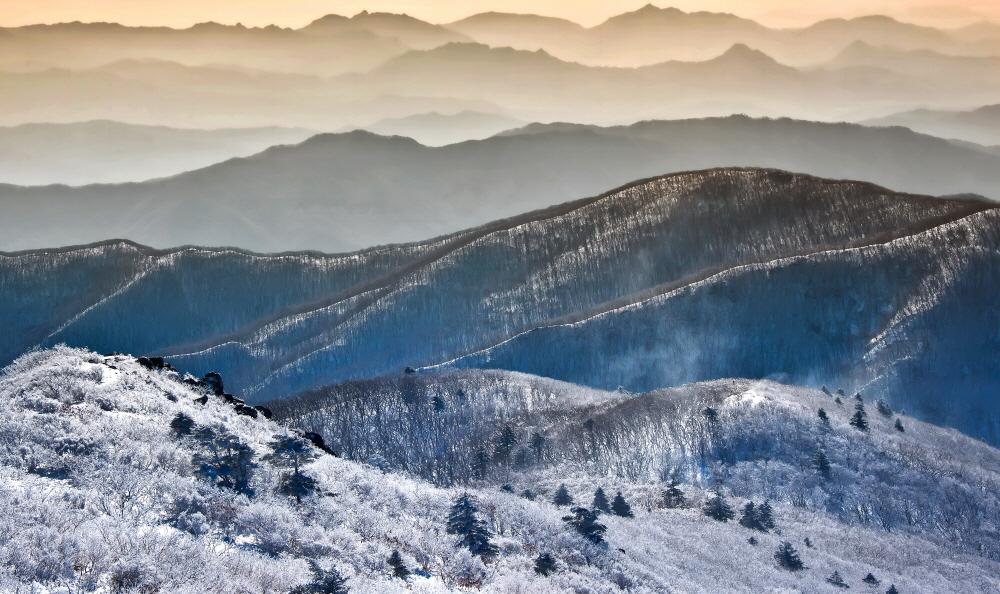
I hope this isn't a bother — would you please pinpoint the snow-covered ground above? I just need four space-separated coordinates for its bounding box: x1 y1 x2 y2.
2 348 998 592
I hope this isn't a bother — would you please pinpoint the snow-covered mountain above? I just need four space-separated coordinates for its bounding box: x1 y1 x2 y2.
1 168 996 445
2 347 998 592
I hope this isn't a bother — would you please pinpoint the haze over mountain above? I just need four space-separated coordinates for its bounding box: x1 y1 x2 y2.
2 169 996 446
2 116 999 252
356 111 525 146
865 104 1000 146
0 120 316 186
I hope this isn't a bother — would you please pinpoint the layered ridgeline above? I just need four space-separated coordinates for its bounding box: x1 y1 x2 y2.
4 117 1000 251
2 348 999 591
2 168 998 444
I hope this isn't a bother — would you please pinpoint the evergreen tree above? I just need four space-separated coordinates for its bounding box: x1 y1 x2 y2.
854 392 864 403
702 407 719 423
562 507 607 545
886 585 899 594
876 400 893 417
757 501 776 531
592 487 611 514
552 484 573 507
387 550 409 580
863 573 880 586
472 447 491 479
747 536 758 546
169 413 195 437
533 553 557 576
703 489 735 522
835 396 843 406
818 408 831 428
821 386 832 397
529 432 546 464
826 571 849 588
493 424 518 463
430 395 446 412
774 541 804 571
291 561 348 594
813 450 832 480
263 434 319 503
804 537 813 548
191 426 257 496
661 476 687 508
446 494 498 559
894 419 905 433
739 502 761 530
850 402 869 431
520 489 536 501
611 491 634 518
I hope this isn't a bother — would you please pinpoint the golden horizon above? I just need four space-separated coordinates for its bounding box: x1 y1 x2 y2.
1 1 998 30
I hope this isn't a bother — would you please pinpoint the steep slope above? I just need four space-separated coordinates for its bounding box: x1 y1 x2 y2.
2 169 996 446
3 348 999 592
4 117 1000 252
445 207 1000 443
0 120 315 186
272 369 1000 559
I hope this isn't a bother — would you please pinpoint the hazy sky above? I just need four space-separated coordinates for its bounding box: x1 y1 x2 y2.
1 0 998 28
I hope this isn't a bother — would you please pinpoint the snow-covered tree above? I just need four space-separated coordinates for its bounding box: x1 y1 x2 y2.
774 541 804 571
757 501 776 531
895 419 905 433
826 571 849 588
703 490 735 522
563 507 606 545
263 434 319 503
191 426 256 496
388 550 409 580
813 450 832 480
851 402 869 432
534 553 557 576
446 494 498 560
169 412 195 437
493 424 519 464
552 484 573 507
611 491 634 518
863 573 880 586
592 487 611 514
739 502 760 530
662 476 687 509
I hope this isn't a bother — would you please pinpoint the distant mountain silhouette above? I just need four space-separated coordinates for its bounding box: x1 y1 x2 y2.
358 110 525 146
0 120 315 186
302 11 470 49
865 104 1000 146
1 116 998 253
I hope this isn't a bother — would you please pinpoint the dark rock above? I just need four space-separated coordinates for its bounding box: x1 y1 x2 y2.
201 372 224 396
253 406 273 419
234 404 258 419
193 395 209 406
302 431 338 456
221 393 245 406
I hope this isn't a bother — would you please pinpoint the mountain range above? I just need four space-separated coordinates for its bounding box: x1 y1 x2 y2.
0 120 315 186
865 104 1000 146
4 347 998 591
2 116 999 251
2 168 997 446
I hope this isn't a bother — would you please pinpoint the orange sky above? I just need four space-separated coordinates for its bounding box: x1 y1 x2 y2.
0 0 997 28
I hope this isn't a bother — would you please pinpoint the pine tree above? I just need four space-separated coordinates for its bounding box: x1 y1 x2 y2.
472 447 491 479
520 489 536 501
430 394 446 411
611 491 634 518
804 537 813 548
662 476 687 508
817 408 831 428
562 507 606 545
263 434 319 503
854 392 864 403
757 501 776 531
774 541 804 571
703 489 735 522
191 426 257 496
835 396 843 405
169 413 195 437
850 401 869 431
886 585 899 594
813 450 832 480
493 424 518 463
529 432 546 464
863 573 880 586
552 484 573 507
894 418 905 433
826 571 849 588
702 407 719 423
739 502 761 530
747 536 758 546
446 494 498 559
592 487 611 514
876 400 893 417
534 553 557 576
387 550 409 580
292 561 348 594
821 386 832 397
